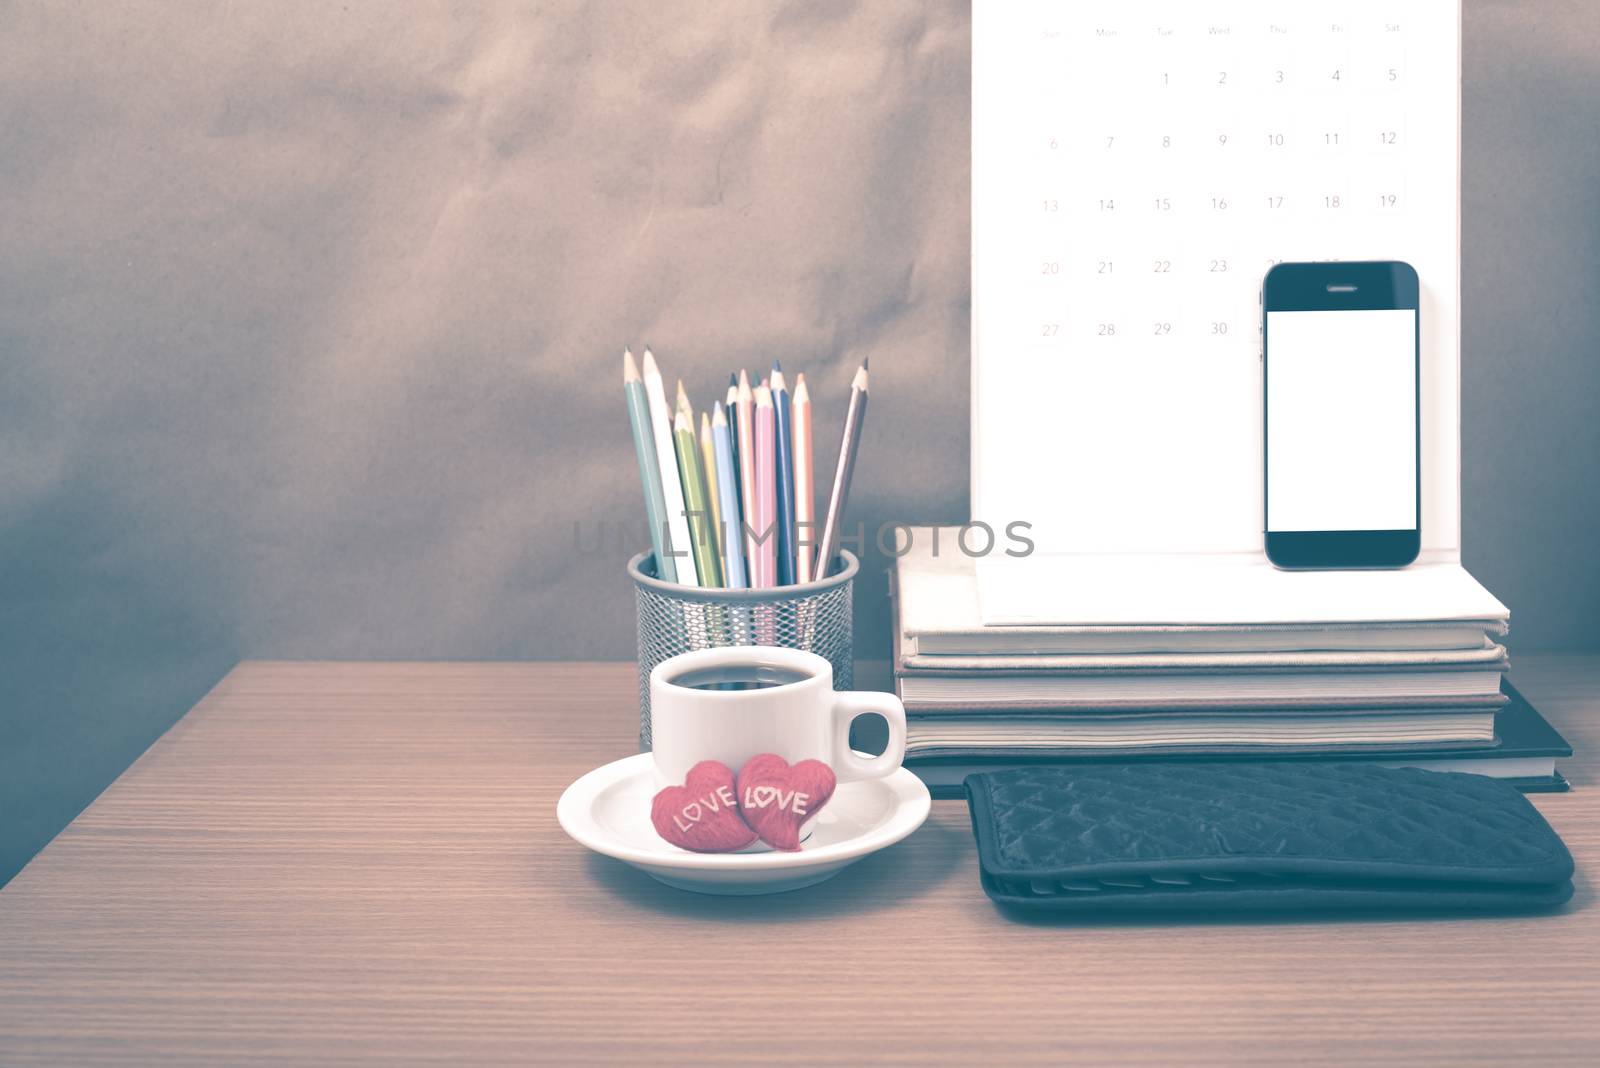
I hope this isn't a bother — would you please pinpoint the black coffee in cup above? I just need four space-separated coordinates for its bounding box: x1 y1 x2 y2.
668 664 812 692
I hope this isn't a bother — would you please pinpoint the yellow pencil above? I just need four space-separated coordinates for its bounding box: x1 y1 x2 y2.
700 411 723 557
673 408 723 587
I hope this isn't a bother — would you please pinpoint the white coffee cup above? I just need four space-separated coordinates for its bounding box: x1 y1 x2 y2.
649 646 907 786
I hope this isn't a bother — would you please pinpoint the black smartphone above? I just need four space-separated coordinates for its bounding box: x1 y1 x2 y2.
1262 261 1421 570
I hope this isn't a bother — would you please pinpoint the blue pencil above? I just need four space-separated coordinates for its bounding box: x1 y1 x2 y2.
771 361 798 585
711 403 748 588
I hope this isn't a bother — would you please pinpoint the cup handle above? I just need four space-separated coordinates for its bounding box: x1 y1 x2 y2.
830 691 907 782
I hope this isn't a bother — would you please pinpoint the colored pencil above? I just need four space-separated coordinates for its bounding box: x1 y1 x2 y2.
673 408 723 588
640 349 698 585
752 385 777 587
699 411 722 560
792 372 815 584
711 403 748 589
771 361 798 585
623 349 674 583
675 379 694 431
723 374 743 560
815 360 869 579
726 375 741 473
735 370 758 569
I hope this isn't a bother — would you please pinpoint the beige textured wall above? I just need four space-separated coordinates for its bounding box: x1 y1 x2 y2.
2 0 970 658
2 1 1597 884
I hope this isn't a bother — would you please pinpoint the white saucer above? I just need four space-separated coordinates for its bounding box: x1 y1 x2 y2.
557 753 932 895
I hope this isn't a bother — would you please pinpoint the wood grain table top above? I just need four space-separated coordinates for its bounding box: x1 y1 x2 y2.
2 655 1597 1065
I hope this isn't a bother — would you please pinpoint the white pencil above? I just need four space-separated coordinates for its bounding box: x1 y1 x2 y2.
793 373 815 583
641 349 700 586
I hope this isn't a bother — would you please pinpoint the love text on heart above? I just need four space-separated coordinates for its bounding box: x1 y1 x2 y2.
671 785 739 832
742 785 812 816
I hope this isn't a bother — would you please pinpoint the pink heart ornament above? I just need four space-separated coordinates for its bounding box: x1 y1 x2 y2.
736 753 838 852
651 760 759 853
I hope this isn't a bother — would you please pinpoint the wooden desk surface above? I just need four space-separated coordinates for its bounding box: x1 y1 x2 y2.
1 655 1596 1065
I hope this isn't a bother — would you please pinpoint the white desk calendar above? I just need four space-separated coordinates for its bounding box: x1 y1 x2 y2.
971 1 1462 564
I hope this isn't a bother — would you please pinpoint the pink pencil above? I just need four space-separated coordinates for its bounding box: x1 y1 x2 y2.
752 385 777 587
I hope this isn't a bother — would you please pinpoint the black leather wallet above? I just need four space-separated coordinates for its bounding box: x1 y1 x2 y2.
965 763 1574 914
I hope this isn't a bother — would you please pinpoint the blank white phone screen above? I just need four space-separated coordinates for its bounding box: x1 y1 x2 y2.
1266 309 1418 533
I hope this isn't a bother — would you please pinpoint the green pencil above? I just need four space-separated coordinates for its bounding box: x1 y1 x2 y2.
673 408 723 587
623 349 675 582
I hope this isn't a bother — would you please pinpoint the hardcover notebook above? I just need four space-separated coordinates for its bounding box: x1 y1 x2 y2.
974 555 1510 629
894 528 1507 655
898 663 1508 707
907 682 1572 796
907 711 1497 755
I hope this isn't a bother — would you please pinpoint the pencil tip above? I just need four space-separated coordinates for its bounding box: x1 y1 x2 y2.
623 348 640 380
772 360 782 372
729 373 738 387
862 357 870 370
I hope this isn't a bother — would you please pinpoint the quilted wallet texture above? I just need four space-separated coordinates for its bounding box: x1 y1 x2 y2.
965 763 1574 914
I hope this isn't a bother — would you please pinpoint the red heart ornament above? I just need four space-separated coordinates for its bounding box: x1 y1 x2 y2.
736 754 837 852
651 760 759 853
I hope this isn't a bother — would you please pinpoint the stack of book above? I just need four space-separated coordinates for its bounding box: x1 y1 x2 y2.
891 528 1570 794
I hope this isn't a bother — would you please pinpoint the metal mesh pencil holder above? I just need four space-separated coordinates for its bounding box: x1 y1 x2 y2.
630 549 857 749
